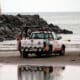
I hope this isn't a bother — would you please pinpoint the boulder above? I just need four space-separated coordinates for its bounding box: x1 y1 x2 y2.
0 14 73 41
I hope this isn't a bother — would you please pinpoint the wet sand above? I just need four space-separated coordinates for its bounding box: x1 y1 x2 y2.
0 51 80 80
0 51 80 65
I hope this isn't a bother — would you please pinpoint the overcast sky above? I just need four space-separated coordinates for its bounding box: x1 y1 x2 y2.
1 0 80 13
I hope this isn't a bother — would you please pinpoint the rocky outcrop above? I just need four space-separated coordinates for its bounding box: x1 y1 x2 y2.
0 14 73 41
48 23 73 34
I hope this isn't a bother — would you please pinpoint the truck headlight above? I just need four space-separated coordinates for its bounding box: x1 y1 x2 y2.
25 48 28 51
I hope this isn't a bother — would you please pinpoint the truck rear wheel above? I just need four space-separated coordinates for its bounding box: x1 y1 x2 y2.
22 50 28 58
45 50 52 57
36 51 42 57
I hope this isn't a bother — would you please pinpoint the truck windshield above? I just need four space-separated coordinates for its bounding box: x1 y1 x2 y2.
30 33 54 39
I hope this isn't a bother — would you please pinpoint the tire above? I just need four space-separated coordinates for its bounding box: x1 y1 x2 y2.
36 52 42 57
22 50 28 58
59 46 65 56
45 51 50 57
46 45 52 56
46 50 52 57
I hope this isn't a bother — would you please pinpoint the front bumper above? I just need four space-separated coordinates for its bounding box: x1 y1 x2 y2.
21 47 43 52
21 47 62 54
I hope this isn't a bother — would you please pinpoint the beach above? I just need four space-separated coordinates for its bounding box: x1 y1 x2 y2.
0 50 79 65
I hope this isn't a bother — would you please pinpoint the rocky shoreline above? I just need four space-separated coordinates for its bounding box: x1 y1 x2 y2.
0 14 73 41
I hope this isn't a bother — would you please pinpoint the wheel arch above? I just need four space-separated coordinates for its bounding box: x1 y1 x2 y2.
62 44 65 49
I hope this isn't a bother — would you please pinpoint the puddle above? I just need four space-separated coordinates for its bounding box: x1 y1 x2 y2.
0 64 18 80
0 64 80 80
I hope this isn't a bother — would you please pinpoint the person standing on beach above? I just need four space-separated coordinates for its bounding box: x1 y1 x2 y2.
16 32 22 57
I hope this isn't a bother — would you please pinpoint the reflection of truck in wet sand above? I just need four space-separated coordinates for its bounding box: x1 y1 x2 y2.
18 65 53 80
17 31 65 58
18 65 65 80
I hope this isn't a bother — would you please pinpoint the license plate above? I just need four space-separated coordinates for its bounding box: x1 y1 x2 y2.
30 48 37 51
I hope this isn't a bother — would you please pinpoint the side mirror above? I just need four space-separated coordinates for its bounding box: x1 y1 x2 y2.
57 36 62 40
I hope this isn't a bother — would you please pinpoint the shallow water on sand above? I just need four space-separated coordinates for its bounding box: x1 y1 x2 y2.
0 64 80 80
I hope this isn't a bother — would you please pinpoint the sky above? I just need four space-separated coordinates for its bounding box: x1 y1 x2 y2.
0 0 80 13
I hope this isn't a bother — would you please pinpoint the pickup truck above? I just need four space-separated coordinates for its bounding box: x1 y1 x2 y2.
17 31 65 58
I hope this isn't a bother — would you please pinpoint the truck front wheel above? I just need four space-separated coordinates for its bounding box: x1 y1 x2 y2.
59 46 65 56
46 45 53 56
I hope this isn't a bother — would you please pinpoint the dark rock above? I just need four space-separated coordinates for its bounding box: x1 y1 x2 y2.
0 14 73 40
48 24 61 33
61 29 73 34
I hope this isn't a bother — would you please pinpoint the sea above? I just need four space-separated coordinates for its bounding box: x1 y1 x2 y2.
38 12 80 35
5 12 80 35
